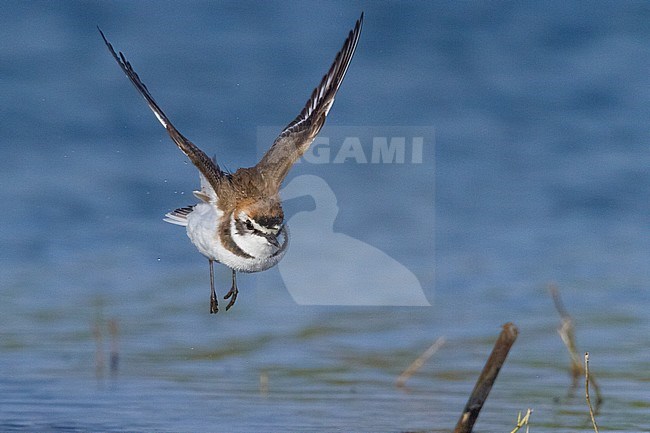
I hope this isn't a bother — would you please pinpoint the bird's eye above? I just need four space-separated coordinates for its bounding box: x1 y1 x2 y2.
245 220 254 230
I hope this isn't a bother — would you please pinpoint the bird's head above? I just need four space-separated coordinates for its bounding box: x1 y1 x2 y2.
232 197 286 252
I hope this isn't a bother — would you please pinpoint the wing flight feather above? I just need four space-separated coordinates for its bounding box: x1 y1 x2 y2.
256 13 363 189
99 28 224 191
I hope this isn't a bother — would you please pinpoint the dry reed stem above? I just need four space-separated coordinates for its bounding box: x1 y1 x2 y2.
259 371 269 396
453 322 518 433
93 322 104 379
549 284 602 406
549 284 582 384
109 318 119 375
509 408 532 433
585 352 600 433
396 336 446 388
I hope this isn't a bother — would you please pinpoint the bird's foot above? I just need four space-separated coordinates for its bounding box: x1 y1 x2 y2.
224 285 238 311
210 289 219 314
208 259 218 314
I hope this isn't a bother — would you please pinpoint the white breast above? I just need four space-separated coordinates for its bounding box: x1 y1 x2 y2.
185 203 289 273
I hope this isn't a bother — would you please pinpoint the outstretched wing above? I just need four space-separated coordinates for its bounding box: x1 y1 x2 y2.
256 13 363 190
98 28 223 192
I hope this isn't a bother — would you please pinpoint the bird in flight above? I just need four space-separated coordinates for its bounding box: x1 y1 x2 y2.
99 13 363 313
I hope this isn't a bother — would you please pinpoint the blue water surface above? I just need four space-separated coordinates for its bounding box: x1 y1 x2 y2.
1 1 649 431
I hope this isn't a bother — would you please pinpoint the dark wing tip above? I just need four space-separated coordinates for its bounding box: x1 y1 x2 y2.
97 26 107 40
97 26 120 65
281 12 363 136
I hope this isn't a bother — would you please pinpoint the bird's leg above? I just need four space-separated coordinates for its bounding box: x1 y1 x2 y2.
224 270 239 311
209 259 218 314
